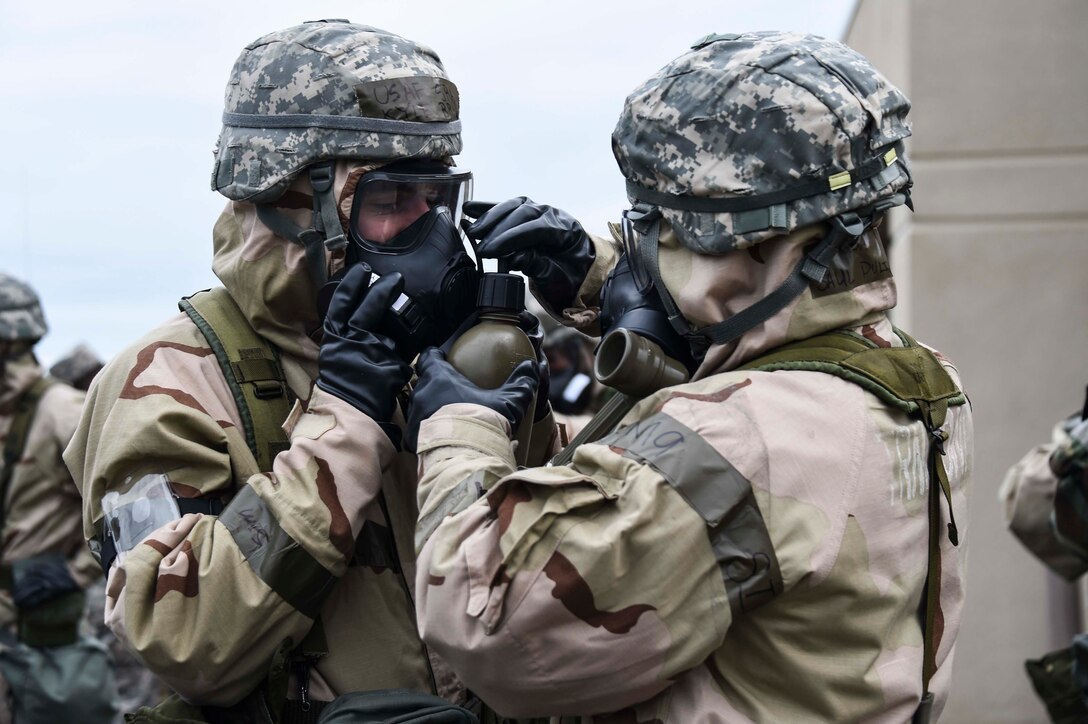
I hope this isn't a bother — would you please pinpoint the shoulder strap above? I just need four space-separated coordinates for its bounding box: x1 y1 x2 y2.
0 377 55 544
178 290 328 719
739 329 967 414
742 329 962 723
179 288 292 472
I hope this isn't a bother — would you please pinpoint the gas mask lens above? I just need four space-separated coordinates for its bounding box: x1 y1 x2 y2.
342 162 481 359
350 165 473 250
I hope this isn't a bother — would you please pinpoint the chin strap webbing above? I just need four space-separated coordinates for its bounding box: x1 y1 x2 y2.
254 163 348 289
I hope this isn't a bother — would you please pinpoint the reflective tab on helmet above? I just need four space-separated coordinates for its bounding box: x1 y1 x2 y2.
828 171 852 191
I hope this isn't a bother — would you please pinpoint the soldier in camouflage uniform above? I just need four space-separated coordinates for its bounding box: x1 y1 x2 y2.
64 20 556 722
50 344 104 392
1001 410 1088 579
46 342 161 714
395 33 974 721
1000 407 1088 722
0 273 113 720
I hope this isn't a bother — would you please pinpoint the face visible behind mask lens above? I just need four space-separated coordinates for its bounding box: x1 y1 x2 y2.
339 164 479 358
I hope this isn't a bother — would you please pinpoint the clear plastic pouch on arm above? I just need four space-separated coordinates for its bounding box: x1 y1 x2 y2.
101 474 181 563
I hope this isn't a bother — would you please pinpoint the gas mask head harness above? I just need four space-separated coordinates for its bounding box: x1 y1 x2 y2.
330 159 478 358
603 197 904 376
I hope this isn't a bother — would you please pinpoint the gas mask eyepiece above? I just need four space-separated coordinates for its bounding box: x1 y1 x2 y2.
340 161 480 358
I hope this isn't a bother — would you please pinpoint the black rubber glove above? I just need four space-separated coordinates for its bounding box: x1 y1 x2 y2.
316 264 412 443
463 197 595 312
406 347 539 452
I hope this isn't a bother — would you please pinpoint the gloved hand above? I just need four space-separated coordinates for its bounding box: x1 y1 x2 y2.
406 347 539 452
438 308 552 423
316 264 412 441
463 197 595 313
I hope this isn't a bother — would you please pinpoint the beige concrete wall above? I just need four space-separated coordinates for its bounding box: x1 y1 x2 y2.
847 1 1088 721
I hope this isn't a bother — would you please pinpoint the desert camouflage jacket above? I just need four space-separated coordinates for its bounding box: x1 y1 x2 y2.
0 352 96 625
1001 416 1088 580
413 223 974 722
63 162 471 708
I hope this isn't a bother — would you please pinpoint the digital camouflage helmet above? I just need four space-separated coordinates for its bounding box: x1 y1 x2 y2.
611 31 912 352
211 19 463 287
0 272 48 343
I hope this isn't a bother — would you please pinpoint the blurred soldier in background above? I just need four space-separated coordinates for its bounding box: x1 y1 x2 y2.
400 32 973 722
1001 398 1088 723
526 297 605 439
50 342 163 715
49 344 104 392
542 325 599 438
0 272 115 722
65 19 554 723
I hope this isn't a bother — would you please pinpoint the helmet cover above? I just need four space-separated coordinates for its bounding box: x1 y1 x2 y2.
0 273 47 342
612 31 912 253
212 19 463 203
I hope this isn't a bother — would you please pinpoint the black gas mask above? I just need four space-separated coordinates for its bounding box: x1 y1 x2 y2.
324 161 479 359
592 209 699 396
598 254 695 372
545 333 594 416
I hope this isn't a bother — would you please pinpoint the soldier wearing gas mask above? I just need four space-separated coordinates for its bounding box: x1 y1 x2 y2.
401 32 974 721
64 20 545 722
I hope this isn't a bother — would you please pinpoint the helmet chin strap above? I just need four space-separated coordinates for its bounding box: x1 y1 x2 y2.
254 162 349 290
633 205 883 358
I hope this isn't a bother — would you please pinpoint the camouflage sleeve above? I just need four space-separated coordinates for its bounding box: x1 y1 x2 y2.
414 400 747 717
65 333 396 706
533 231 618 335
999 419 1088 580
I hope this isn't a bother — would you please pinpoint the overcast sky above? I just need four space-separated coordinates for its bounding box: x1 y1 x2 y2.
0 0 856 366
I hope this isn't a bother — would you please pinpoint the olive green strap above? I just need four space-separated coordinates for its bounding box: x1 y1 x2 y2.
549 392 639 467
179 288 292 472
739 330 967 414
0 377 54 545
